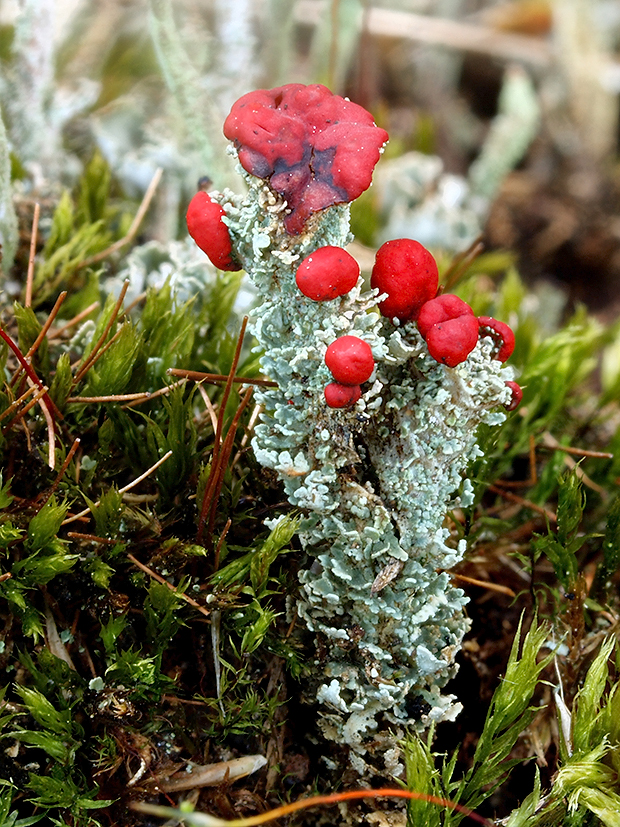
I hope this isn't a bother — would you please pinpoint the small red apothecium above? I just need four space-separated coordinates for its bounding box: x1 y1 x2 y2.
417 295 479 367
371 239 438 323
324 382 362 408
478 316 516 362
186 192 241 272
325 336 375 385
295 246 360 301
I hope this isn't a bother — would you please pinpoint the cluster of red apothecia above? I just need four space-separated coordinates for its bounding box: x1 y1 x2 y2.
186 198 522 413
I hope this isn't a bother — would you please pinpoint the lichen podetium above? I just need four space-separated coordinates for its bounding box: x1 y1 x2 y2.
188 83 517 775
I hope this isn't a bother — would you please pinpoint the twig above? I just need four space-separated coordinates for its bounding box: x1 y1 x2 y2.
541 433 609 497
76 168 163 270
213 518 232 573
122 380 187 409
197 384 253 546
0 385 36 423
296 1 551 66
24 203 40 308
196 383 219 432
73 280 129 384
10 291 67 388
65 380 186 407
231 402 261 470
67 531 117 545
494 434 538 489
73 324 125 378
132 786 492 826
62 449 173 525
442 235 484 293
167 368 277 388
214 317 248 460
1 384 50 434
450 571 516 598
488 483 557 523
26 291 68 361
541 432 613 460
0 327 62 420
124 291 148 314
67 390 156 404
49 301 100 339
126 552 211 619
196 319 251 544
40 396 57 469
40 438 81 505
206 387 254 543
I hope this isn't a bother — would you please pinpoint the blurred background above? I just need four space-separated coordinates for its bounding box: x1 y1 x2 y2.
1 0 620 312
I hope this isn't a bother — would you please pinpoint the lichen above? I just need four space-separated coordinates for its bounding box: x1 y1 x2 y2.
190 97 515 772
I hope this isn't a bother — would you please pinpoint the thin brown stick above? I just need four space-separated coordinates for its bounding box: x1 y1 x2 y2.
442 236 484 292
205 386 254 545
67 531 118 545
25 292 68 361
450 571 516 598
213 518 232 573
73 280 129 384
124 291 148 315
494 435 538 489
41 438 81 504
295 2 551 67
40 396 57 469
117 450 174 496
127 552 211 619
0 386 36 423
196 384 254 545
162 695 208 706
74 324 125 378
488 483 557 523
62 449 173 525
10 291 68 388
167 368 277 388
196 383 219 432
2 384 50 434
216 318 248 453
68 390 154 404
65 380 186 407
49 301 100 339
231 402 261 470
122 380 187 409
133 786 492 826
24 203 40 308
541 432 613 459
0 327 62 420
76 168 163 270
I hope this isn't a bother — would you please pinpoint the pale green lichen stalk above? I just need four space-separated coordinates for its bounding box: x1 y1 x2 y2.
207 157 515 773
